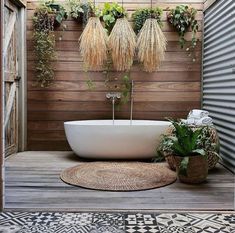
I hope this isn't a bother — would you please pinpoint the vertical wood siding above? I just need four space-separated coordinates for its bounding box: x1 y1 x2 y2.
27 0 203 151
0 0 3 210
203 0 235 171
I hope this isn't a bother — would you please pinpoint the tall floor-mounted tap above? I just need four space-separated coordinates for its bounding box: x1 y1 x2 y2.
130 80 134 125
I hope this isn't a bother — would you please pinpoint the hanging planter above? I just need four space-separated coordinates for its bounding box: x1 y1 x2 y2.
108 17 136 71
132 7 163 34
167 5 199 61
66 0 93 28
33 4 56 87
137 18 166 72
79 16 108 71
101 2 126 34
45 1 68 27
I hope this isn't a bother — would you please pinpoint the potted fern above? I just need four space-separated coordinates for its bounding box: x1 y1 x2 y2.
160 120 210 184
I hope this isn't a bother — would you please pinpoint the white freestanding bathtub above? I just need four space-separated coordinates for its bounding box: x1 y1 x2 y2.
64 120 171 159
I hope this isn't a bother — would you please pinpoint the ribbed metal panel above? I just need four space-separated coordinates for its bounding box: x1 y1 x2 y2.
203 0 235 171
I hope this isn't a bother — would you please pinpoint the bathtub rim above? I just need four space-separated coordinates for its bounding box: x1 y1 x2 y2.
64 119 172 126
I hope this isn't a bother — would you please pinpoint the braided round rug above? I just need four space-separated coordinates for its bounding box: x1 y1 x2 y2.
60 162 176 191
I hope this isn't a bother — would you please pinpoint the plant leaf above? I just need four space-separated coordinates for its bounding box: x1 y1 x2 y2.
179 156 189 176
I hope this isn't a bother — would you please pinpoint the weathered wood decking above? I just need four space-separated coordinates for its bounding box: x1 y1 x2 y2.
5 151 235 211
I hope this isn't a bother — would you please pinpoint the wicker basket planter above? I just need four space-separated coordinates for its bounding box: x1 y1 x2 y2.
174 155 208 184
164 152 176 170
163 126 219 171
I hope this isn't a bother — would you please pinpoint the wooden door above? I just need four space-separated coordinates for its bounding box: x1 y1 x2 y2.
3 0 20 157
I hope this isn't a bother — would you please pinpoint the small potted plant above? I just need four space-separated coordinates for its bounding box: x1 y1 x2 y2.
159 120 209 184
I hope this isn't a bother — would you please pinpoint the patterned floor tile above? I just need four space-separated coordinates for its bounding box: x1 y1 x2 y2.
187 214 231 233
125 213 157 226
0 212 234 233
26 212 63 226
125 213 159 233
125 225 159 233
59 212 92 226
54 224 91 233
0 225 22 233
156 213 195 233
0 212 31 226
91 225 125 233
18 225 57 233
93 213 124 226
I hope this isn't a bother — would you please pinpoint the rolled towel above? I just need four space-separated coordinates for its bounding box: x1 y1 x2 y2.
188 109 209 120
195 117 213 126
181 118 196 125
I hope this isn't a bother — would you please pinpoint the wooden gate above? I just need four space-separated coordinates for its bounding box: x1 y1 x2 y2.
3 0 20 157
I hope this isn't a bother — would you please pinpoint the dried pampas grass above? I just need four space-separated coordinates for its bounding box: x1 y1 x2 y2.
108 18 136 71
137 18 167 72
79 17 108 71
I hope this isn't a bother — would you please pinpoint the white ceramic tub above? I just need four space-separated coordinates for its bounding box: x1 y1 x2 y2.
64 120 171 159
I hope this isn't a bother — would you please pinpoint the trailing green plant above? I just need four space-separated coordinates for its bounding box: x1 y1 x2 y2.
45 0 68 25
167 5 199 61
154 134 175 162
120 75 131 105
66 0 93 27
197 126 221 159
33 3 56 87
132 7 163 34
100 2 126 34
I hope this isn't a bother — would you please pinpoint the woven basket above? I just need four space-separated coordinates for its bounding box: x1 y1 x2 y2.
174 155 208 184
164 125 219 171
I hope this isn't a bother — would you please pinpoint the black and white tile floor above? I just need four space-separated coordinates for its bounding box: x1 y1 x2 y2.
0 212 234 233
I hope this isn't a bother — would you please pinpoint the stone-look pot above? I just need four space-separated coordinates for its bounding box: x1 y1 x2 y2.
174 155 208 184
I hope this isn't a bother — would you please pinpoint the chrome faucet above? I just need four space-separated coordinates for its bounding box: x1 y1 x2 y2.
106 92 121 124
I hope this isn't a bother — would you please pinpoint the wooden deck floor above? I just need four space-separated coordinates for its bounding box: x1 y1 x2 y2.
4 151 235 211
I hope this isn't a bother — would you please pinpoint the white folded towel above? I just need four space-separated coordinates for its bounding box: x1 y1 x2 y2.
195 117 213 126
188 109 209 120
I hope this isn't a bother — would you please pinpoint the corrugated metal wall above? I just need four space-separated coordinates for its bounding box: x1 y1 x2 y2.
203 0 235 171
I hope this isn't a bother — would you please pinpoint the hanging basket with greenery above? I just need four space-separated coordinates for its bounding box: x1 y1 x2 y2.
101 2 126 34
132 7 163 34
33 4 56 87
66 0 93 28
167 5 199 60
45 0 68 26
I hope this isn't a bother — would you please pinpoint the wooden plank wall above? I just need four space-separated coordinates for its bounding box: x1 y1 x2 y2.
0 0 3 210
27 0 203 151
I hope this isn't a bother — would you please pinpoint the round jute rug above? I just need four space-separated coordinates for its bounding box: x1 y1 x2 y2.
60 162 176 191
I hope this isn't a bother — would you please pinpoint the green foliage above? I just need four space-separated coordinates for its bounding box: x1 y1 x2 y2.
120 75 131 105
132 7 163 34
33 4 56 87
66 0 93 27
167 5 199 61
156 134 175 161
66 0 84 19
157 120 207 175
45 0 68 25
170 120 206 157
101 2 126 34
